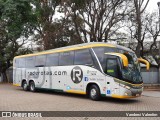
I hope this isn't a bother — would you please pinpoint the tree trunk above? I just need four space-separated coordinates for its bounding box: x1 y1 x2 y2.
136 42 141 57
1 72 8 83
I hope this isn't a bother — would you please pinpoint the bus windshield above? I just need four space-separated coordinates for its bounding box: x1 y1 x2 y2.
121 52 142 84
103 52 142 84
93 47 142 84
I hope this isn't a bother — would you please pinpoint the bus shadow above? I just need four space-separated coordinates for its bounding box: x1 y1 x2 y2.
20 88 140 104
34 89 89 100
100 97 141 104
16 87 141 104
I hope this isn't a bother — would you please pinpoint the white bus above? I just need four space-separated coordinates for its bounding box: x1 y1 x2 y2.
13 42 149 100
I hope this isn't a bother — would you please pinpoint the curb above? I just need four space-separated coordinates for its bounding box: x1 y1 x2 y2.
144 84 160 91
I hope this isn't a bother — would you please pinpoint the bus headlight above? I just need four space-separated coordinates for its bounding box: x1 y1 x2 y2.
119 83 125 87
125 86 131 90
119 83 130 90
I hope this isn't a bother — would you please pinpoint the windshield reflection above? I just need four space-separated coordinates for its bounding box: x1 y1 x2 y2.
122 53 142 84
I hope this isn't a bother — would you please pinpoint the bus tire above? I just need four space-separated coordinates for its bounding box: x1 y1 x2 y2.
22 81 28 91
29 81 36 92
89 85 101 101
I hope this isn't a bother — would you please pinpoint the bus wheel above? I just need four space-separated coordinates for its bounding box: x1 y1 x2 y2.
22 81 28 91
89 85 101 101
29 81 36 92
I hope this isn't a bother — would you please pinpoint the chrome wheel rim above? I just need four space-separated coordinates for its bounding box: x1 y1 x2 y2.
23 83 27 89
91 88 97 97
31 84 34 91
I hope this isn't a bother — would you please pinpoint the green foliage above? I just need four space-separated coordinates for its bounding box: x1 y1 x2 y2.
1 0 35 38
0 0 34 81
30 0 80 50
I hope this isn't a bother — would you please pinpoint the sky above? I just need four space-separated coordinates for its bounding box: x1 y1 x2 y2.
147 0 160 12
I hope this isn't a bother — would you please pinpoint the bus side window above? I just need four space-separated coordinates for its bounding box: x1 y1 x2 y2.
59 51 74 66
90 49 102 71
93 47 105 69
18 58 26 68
46 53 59 66
105 58 120 78
26 56 35 68
93 47 105 64
74 49 93 66
35 55 46 67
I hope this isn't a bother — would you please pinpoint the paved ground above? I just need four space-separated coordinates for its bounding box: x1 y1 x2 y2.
0 84 160 120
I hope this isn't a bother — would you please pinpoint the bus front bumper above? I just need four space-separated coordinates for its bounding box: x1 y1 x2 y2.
111 87 143 99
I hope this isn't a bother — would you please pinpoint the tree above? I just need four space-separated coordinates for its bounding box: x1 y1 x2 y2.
145 12 160 56
132 0 149 57
62 0 130 42
122 0 150 58
125 12 148 55
31 0 68 50
0 0 34 82
125 9 160 60
144 11 160 66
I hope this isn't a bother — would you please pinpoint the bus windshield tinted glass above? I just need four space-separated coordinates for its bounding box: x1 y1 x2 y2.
121 52 142 84
93 47 142 84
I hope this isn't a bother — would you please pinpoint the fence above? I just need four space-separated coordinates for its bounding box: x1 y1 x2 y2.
141 66 160 84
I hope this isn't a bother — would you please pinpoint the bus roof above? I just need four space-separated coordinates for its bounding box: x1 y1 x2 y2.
14 42 134 58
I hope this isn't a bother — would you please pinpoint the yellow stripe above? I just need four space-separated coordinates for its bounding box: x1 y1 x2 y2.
112 94 137 99
114 78 143 86
66 90 86 95
13 83 21 86
15 43 115 58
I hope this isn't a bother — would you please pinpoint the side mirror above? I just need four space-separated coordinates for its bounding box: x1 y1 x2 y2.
105 53 128 67
138 58 150 70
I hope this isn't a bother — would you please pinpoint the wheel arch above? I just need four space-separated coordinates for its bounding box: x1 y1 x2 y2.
28 80 35 85
21 79 27 87
86 82 101 96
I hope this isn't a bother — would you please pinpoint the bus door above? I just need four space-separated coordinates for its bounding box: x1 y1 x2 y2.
105 55 122 97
